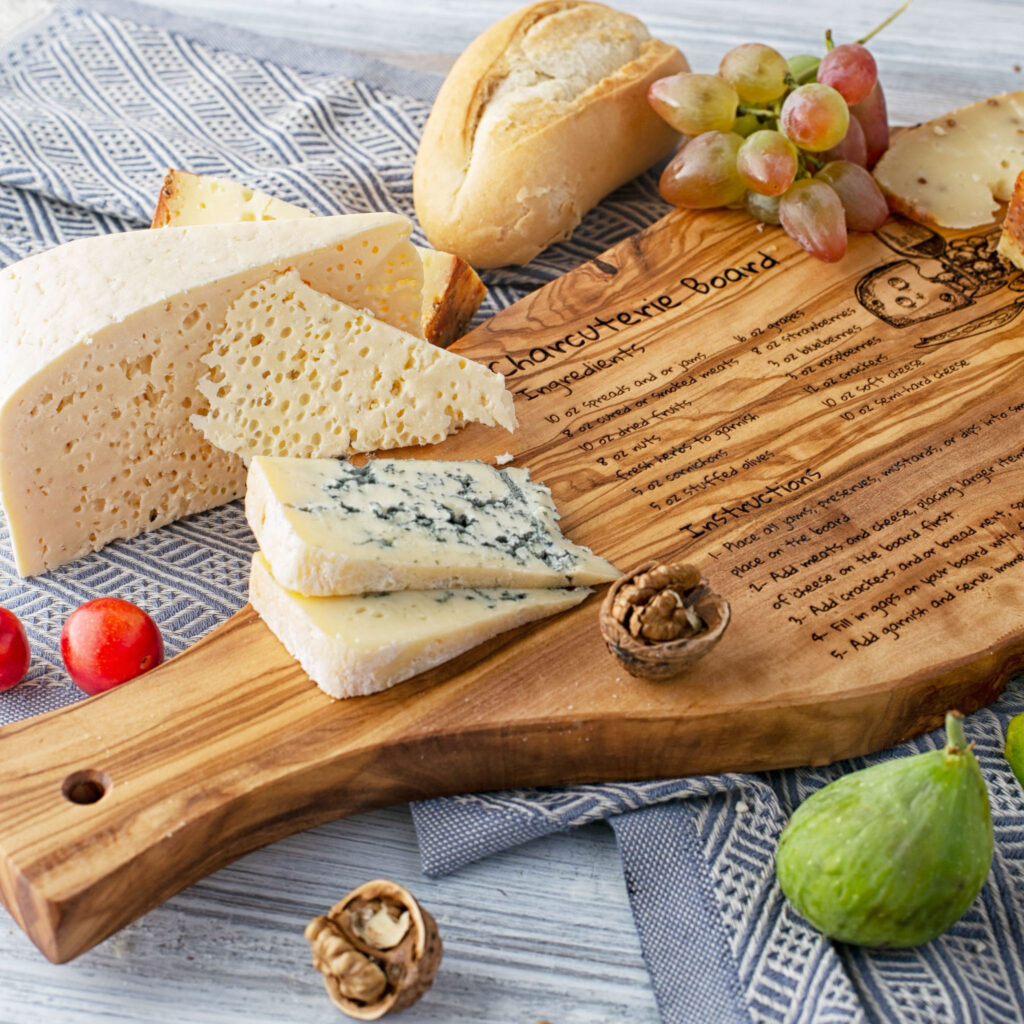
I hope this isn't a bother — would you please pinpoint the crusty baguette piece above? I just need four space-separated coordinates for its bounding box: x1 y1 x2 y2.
997 169 1024 271
873 91 1024 229
413 0 687 268
151 168 485 347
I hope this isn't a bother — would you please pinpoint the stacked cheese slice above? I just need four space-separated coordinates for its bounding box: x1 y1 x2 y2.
245 455 621 698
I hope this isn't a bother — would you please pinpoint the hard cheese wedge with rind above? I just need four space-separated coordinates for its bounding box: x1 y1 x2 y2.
193 270 514 461
245 456 620 595
0 215 420 576
248 552 590 698
873 91 1024 228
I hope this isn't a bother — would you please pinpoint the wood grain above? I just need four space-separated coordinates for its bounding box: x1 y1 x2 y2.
2 202 1024 963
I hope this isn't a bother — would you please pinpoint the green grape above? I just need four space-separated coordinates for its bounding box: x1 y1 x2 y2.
787 54 821 85
736 130 798 196
648 73 738 136
745 190 781 225
659 132 746 209
719 43 789 103
780 83 850 152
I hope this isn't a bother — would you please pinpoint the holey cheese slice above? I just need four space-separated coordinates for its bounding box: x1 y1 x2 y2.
249 552 590 699
873 91 1024 228
245 456 620 595
0 214 421 576
193 270 514 460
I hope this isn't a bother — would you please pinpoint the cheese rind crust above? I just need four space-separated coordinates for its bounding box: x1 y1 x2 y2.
0 215 420 576
245 456 620 595
248 552 590 698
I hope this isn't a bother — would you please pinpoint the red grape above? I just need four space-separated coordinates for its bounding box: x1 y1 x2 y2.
817 161 889 232
850 80 890 168
659 132 746 208
648 73 738 136
821 114 868 166
780 84 850 152
817 43 878 106
779 179 848 262
737 130 799 196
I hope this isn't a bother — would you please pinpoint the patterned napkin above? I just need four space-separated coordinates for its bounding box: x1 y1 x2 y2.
1 5 1023 1023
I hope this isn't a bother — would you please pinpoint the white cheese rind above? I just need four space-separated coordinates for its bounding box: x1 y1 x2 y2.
248 552 590 698
873 91 1024 228
192 270 514 460
245 455 620 595
0 215 421 576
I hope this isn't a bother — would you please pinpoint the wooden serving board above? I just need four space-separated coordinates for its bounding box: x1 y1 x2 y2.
3 207 1024 964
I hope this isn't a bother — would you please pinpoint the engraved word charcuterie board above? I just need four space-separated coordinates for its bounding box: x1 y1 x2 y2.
2 206 1024 963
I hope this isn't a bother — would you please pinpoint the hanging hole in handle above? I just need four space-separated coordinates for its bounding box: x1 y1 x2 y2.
62 770 111 805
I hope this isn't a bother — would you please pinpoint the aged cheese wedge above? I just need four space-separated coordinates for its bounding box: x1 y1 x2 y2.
997 169 1024 269
193 270 514 461
0 214 420 576
249 552 590 698
873 91 1024 228
245 456 620 595
152 168 486 347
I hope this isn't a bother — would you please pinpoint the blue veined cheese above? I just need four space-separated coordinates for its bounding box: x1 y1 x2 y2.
0 214 421 576
245 456 620 595
248 552 590 698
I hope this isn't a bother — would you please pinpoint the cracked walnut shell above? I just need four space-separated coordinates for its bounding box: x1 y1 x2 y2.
305 879 442 1019
600 561 729 680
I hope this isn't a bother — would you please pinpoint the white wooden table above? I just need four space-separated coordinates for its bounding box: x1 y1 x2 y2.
1 1 1021 1021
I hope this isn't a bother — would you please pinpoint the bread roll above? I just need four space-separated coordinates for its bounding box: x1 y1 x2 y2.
413 1 688 268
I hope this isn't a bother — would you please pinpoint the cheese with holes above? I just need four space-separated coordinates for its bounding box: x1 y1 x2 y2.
245 456 620 595
249 551 589 698
873 91 1024 228
151 168 486 347
193 270 514 460
0 215 421 576
997 169 1024 269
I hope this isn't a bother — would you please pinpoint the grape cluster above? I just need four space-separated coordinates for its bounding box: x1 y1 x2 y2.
649 39 891 262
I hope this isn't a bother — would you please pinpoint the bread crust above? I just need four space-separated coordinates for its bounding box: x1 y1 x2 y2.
997 169 1024 271
413 1 687 268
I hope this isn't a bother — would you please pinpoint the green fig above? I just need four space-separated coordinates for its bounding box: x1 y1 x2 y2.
776 711 993 948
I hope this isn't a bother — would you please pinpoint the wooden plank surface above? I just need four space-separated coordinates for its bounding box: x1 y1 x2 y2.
2 0 1024 1020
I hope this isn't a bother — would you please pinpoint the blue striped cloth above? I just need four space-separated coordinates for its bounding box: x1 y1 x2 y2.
1 5 1023 1022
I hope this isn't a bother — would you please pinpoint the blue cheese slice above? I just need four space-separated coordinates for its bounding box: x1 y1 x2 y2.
245 456 620 595
249 552 590 698
0 214 420 576
192 270 514 460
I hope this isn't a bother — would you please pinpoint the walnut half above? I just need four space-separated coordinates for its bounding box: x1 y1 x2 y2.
305 880 442 1019
599 560 730 680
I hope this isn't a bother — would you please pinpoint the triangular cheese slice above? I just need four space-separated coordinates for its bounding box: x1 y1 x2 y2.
0 215 420 575
193 270 515 461
249 552 590 698
245 455 620 595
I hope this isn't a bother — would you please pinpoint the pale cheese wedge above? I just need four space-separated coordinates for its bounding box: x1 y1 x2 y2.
0 214 420 576
152 168 486 347
245 455 620 596
249 551 590 698
873 91 1024 228
193 270 514 461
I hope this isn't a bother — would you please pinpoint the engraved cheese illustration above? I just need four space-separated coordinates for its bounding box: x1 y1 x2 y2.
193 270 514 461
0 215 421 576
245 456 620 595
249 552 590 699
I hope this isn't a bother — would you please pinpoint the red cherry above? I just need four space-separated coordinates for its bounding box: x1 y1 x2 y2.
60 597 164 695
0 607 31 690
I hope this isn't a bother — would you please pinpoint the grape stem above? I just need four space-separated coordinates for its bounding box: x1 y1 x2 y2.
856 0 914 46
737 105 778 120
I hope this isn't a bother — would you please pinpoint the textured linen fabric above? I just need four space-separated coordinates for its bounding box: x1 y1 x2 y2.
1 5 1023 1023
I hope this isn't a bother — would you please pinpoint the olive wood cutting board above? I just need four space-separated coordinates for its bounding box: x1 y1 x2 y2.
3 206 1024 964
